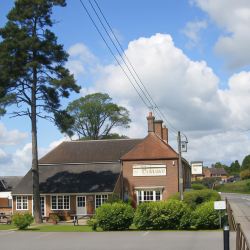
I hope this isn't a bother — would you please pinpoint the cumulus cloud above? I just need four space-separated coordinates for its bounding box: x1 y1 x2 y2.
186 130 250 165
66 43 98 78
0 137 67 176
81 33 250 164
182 20 207 47
0 123 27 145
192 0 250 68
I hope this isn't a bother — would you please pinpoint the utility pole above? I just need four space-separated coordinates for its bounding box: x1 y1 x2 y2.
178 131 184 201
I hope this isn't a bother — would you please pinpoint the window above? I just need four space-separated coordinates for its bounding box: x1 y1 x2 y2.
95 194 108 208
51 195 70 210
16 196 28 210
136 190 162 204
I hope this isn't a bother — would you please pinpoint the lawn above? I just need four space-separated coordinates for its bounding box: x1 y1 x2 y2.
0 224 16 230
28 224 94 232
215 179 250 194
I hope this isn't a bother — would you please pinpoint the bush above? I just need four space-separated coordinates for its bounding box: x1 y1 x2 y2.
240 169 250 180
170 189 221 209
87 217 98 231
106 194 122 204
95 202 134 231
134 200 192 230
191 183 207 190
12 213 33 230
191 201 220 229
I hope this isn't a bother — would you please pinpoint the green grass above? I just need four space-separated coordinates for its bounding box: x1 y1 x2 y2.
29 224 94 232
215 179 250 194
0 224 16 230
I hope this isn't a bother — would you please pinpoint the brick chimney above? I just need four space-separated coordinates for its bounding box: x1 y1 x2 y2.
162 125 168 143
154 120 163 139
147 112 155 132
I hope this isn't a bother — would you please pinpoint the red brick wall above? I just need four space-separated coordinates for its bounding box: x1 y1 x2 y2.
122 159 179 205
12 195 33 214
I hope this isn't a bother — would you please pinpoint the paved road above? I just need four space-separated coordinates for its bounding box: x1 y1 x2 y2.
0 230 235 250
222 193 250 244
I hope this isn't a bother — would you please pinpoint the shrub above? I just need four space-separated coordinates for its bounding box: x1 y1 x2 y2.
170 189 221 209
87 217 98 231
240 169 250 180
48 213 60 224
191 183 206 190
95 202 134 231
134 200 192 230
106 194 122 204
12 213 33 230
191 201 220 229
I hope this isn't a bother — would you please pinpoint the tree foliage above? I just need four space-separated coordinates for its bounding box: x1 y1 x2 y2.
59 93 131 139
241 155 250 170
0 0 80 223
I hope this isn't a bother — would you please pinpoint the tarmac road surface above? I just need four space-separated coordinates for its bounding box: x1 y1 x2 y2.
222 192 250 245
0 230 235 250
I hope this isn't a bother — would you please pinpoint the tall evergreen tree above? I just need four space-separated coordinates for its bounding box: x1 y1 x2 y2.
0 0 80 223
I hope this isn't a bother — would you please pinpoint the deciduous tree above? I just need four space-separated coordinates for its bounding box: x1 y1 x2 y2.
58 93 131 140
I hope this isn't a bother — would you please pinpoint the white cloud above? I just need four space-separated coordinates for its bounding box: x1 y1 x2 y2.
192 0 250 68
66 60 85 78
0 138 68 176
80 33 250 165
68 43 97 63
0 123 27 145
182 20 207 47
186 130 250 165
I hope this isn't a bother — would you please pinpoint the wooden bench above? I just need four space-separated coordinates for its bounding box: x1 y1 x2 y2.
0 214 11 224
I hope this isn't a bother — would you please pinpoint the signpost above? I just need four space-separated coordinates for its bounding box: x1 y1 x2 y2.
214 201 226 228
191 161 203 175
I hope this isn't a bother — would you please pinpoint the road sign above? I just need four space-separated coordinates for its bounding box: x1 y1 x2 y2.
214 201 226 210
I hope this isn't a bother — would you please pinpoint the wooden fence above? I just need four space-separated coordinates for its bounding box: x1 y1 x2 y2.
226 198 250 250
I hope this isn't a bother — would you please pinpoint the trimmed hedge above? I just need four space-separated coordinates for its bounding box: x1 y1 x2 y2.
95 202 134 231
12 212 33 230
134 200 192 230
170 189 221 209
191 201 220 229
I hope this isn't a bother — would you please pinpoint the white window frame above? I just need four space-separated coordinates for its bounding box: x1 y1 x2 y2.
136 190 163 205
16 196 28 210
95 194 108 209
50 195 70 210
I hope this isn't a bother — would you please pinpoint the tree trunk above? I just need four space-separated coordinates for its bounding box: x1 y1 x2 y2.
31 68 42 224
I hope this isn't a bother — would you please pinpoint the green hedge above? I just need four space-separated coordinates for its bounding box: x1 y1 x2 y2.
170 189 221 209
95 202 134 231
191 183 207 190
12 212 33 230
134 200 192 230
191 201 220 229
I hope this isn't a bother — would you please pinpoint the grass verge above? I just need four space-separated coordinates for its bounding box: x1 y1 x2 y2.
215 179 250 194
0 224 16 230
28 224 93 232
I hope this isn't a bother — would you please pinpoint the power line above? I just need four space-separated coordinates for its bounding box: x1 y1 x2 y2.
79 0 150 109
91 0 179 134
79 0 182 141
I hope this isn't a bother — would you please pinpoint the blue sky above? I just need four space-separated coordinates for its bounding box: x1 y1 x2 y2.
1 0 250 175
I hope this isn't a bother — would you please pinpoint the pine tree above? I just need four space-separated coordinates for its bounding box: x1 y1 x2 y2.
0 0 80 223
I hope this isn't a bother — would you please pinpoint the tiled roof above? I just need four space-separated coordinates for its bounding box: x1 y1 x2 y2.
0 176 23 191
39 139 143 164
12 163 121 194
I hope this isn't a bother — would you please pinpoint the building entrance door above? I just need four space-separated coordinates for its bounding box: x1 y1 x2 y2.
76 196 86 215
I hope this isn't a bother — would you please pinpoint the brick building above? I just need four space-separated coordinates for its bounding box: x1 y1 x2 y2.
0 177 22 214
12 112 191 219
